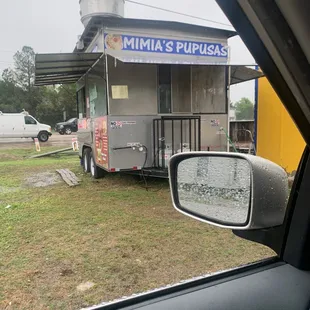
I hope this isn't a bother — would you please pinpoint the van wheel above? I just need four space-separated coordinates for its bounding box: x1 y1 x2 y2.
90 151 104 179
65 128 72 135
83 148 91 173
38 131 49 142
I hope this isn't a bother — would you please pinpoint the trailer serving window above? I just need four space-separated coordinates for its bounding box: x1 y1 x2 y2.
89 80 107 117
158 65 193 114
158 65 172 114
77 87 86 119
192 66 226 114
172 65 191 113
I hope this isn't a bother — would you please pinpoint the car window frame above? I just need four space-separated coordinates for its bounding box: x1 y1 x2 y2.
24 115 37 125
216 0 310 271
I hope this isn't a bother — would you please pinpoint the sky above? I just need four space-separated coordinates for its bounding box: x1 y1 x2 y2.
0 0 256 103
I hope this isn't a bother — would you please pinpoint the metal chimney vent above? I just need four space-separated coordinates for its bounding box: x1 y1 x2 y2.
79 0 125 27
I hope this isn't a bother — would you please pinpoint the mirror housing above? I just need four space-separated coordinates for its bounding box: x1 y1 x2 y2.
169 152 289 230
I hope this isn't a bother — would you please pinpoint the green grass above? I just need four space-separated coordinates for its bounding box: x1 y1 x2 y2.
0 146 274 310
0 146 69 161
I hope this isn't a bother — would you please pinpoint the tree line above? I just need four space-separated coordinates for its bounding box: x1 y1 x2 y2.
0 46 77 126
231 97 255 120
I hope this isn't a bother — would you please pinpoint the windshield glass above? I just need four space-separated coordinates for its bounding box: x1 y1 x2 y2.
24 115 37 125
0 1 303 309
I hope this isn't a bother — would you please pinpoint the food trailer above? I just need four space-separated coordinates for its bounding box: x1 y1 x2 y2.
35 16 263 178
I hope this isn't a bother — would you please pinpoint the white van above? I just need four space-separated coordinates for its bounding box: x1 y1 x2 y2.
0 111 52 142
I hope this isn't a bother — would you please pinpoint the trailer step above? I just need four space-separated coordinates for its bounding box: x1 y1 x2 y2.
56 169 81 187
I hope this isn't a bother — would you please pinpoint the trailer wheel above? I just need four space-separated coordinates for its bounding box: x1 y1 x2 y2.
90 151 104 179
38 131 49 142
83 148 91 173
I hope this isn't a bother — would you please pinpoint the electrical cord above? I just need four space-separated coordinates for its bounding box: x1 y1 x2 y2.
141 146 172 192
113 144 165 191
125 0 233 28
151 148 161 169
136 145 167 192
141 145 148 170
140 145 149 190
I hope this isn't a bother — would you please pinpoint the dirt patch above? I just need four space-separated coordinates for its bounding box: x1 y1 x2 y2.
24 172 62 188
0 186 19 193
77 282 96 292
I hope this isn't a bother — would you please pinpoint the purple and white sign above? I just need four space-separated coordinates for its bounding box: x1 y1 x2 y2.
104 33 228 59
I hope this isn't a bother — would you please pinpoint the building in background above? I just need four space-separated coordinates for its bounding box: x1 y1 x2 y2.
256 76 305 174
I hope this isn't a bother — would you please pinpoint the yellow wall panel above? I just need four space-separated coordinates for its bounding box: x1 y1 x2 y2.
256 77 305 173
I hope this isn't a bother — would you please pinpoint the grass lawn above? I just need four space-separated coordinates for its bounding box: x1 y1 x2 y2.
0 145 274 310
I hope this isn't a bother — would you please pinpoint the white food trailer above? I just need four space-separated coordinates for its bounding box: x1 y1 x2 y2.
34 2 262 178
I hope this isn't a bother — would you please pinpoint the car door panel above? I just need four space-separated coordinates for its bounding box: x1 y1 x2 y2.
23 116 39 138
23 125 39 138
109 264 310 310
73 120 78 132
141 264 310 310
2 116 23 138
91 261 310 310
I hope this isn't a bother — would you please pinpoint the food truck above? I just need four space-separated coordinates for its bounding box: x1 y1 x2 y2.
34 3 263 178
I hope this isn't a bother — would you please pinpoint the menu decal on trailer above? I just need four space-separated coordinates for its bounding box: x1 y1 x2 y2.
95 117 109 169
105 33 228 58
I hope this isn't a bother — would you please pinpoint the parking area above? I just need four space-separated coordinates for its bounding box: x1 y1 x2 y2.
0 134 77 149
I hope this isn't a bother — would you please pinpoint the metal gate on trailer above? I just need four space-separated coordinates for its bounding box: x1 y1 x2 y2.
153 116 201 169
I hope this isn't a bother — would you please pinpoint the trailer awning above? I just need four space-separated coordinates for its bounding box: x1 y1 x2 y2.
106 51 264 85
229 65 263 85
35 52 264 86
106 50 229 66
35 53 103 86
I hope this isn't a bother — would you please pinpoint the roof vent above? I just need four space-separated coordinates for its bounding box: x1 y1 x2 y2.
21 110 29 115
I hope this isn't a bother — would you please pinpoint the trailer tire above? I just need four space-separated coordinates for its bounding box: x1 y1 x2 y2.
90 151 104 179
83 148 91 173
38 131 49 142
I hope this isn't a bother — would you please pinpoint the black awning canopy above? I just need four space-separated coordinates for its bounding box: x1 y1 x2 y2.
230 65 264 85
35 52 264 86
35 53 103 86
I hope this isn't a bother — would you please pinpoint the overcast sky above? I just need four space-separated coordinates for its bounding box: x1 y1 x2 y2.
0 0 255 103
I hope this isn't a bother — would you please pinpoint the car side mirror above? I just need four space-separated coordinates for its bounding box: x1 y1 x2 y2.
169 152 289 230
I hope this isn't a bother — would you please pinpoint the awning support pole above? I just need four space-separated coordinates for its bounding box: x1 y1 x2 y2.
77 53 105 84
105 53 110 115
